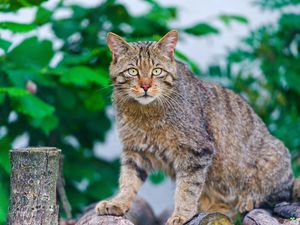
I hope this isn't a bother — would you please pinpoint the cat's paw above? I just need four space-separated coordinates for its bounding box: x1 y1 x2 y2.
165 215 187 225
238 197 254 213
95 200 129 216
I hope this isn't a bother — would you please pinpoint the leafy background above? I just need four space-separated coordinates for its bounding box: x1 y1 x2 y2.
0 0 300 224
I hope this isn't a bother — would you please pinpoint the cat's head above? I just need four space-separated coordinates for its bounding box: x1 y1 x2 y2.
107 30 178 105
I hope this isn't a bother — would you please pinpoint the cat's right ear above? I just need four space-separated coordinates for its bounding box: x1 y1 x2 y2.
155 30 178 60
107 32 132 62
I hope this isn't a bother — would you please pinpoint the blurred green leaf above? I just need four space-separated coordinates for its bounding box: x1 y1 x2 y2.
0 179 9 224
219 15 248 26
13 95 55 119
59 66 108 87
52 19 79 39
0 87 29 97
0 0 47 11
256 0 300 9
84 93 106 112
29 114 59 134
0 22 36 32
0 138 10 174
0 38 12 52
149 171 166 185
7 37 54 68
184 23 219 36
34 6 52 25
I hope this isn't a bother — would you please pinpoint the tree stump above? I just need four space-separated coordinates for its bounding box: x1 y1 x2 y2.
7 147 61 225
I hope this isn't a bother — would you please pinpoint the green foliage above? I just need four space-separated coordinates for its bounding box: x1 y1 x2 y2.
0 0 242 223
218 15 248 26
0 22 36 32
256 0 300 9
0 0 47 11
184 23 219 36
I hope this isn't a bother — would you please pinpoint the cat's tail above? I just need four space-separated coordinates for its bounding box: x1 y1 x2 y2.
292 176 300 201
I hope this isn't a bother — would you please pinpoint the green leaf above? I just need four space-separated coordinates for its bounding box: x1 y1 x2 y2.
52 19 79 39
7 37 54 68
0 87 29 97
0 0 48 11
60 66 108 87
0 94 5 104
149 171 165 185
219 15 248 26
285 72 300 95
13 95 55 119
0 38 11 52
30 114 59 134
0 22 36 32
60 52 93 66
184 23 219 36
0 137 11 174
84 93 105 112
34 6 52 25
0 179 9 224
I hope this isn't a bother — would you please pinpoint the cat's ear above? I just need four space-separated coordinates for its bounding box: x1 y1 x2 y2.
155 30 178 60
107 32 132 61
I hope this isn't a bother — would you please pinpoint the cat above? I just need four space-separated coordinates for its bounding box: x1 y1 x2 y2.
95 30 295 225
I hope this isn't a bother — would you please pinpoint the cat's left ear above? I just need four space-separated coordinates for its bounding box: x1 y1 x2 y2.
107 32 132 62
155 30 178 60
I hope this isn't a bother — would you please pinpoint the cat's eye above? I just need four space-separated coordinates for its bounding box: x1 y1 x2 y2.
128 68 138 76
152 68 162 76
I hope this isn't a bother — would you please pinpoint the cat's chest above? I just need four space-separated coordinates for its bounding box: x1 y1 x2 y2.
118 115 180 153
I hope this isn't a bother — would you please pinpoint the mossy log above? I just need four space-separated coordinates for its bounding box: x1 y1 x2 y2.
7 147 61 225
186 213 232 225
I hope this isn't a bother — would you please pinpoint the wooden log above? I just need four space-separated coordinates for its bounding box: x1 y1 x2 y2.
158 209 232 225
185 213 232 225
243 209 281 225
76 198 233 225
274 202 300 219
75 197 157 225
7 147 61 225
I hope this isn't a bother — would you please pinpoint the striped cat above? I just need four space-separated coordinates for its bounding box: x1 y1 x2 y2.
95 30 295 225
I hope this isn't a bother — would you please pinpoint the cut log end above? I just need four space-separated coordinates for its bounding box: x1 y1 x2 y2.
8 147 61 225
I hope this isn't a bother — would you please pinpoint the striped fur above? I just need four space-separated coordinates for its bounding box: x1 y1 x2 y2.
95 31 294 225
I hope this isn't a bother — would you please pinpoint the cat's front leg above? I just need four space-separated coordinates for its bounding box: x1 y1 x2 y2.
167 146 214 225
96 149 150 216
166 170 207 225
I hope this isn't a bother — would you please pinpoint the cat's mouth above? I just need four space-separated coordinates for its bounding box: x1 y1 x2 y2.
135 93 156 104
139 92 152 98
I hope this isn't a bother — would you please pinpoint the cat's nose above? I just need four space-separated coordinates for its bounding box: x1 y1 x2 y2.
141 84 151 92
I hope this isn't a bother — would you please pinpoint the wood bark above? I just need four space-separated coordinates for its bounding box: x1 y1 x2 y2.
75 198 233 225
185 212 232 225
243 209 281 225
7 147 61 225
75 198 157 225
274 202 300 219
